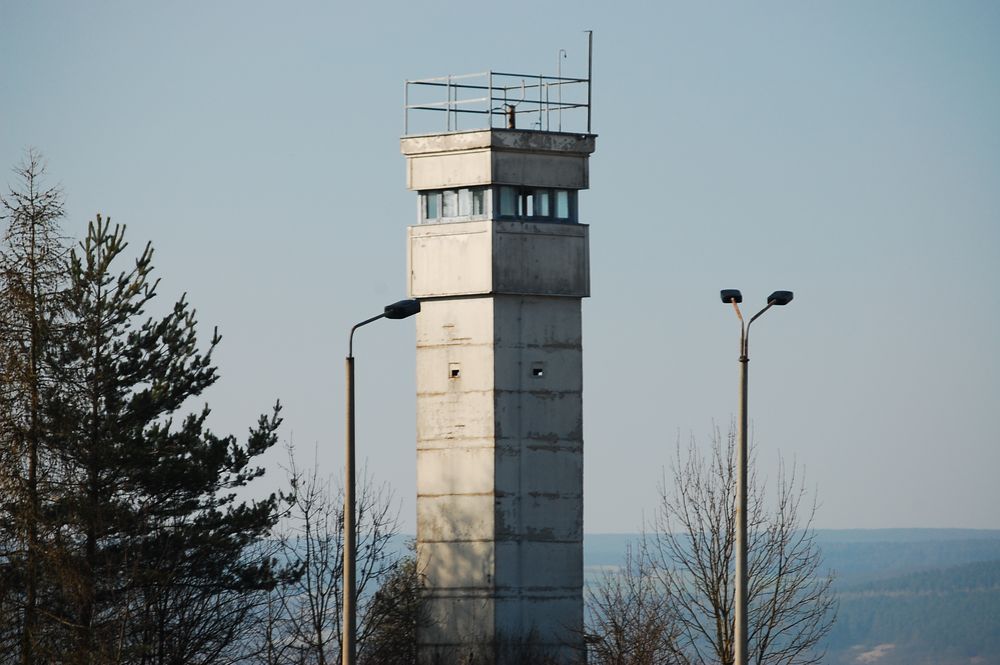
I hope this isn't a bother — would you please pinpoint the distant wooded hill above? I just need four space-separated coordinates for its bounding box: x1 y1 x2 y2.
583 529 1000 665
828 558 1000 665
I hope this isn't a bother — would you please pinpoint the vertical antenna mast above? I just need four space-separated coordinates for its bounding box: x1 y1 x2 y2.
586 30 593 133
557 48 566 131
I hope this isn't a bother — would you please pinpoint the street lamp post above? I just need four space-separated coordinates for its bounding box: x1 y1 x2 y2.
719 289 793 665
344 298 420 665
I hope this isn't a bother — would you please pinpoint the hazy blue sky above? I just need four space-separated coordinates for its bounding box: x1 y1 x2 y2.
3 1 998 532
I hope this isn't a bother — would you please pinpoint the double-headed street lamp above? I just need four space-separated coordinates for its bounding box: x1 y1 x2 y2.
720 289 793 665
344 298 420 665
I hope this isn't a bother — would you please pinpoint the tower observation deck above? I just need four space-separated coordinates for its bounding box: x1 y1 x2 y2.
403 49 595 665
403 58 592 136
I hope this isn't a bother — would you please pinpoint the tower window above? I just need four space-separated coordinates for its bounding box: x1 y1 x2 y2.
555 190 570 219
442 189 459 217
499 186 517 217
531 362 545 378
421 186 576 223
421 187 489 223
535 190 550 217
523 192 534 216
496 186 576 223
449 362 461 379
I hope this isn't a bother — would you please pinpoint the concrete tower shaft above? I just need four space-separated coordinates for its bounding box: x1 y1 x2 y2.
404 128 594 664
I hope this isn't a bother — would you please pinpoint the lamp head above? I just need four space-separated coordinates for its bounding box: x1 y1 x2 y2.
767 291 794 306
720 289 743 304
384 299 421 319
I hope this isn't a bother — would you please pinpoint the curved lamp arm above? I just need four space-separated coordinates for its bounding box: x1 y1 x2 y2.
721 290 793 358
348 299 421 356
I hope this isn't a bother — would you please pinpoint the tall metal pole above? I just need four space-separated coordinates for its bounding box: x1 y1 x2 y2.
736 329 749 665
722 289 791 665
344 314 380 665
342 300 419 665
344 355 357 665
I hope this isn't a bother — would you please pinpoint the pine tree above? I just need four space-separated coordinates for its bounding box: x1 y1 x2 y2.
0 149 68 664
42 216 284 664
0 154 287 662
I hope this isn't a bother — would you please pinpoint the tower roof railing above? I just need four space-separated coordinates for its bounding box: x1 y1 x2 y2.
404 69 592 137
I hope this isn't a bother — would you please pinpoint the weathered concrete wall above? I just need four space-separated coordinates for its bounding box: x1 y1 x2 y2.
409 221 494 297
409 221 589 299
416 297 499 656
492 296 583 658
401 129 595 191
414 297 584 664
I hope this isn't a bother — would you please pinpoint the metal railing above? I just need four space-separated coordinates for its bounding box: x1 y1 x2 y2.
404 70 591 136
403 32 594 137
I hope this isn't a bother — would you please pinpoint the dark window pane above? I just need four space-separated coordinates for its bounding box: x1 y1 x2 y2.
536 190 550 217
499 186 517 216
555 190 570 219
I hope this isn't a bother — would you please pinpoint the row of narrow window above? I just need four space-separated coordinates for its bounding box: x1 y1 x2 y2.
422 186 577 223
424 188 486 219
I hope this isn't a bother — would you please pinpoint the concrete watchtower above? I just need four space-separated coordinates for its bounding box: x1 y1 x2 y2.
402 65 595 664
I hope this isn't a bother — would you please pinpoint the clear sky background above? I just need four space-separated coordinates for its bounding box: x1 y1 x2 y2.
2 1 998 533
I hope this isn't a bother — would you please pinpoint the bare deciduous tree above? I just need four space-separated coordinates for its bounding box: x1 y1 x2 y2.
647 428 836 665
587 426 836 665
254 447 420 665
586 545 680 665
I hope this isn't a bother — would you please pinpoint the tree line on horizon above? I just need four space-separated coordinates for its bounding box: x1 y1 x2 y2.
823 558 1000 665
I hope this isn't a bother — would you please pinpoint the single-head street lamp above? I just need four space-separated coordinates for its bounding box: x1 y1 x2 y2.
720 288 793 665
767 291 793 306
720 289 743 304
344 298 420 665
